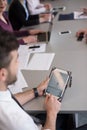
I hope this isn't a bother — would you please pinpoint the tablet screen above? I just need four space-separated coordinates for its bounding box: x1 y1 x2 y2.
46 68 69 99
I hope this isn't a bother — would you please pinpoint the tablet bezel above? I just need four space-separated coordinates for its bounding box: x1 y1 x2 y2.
45 68 70 101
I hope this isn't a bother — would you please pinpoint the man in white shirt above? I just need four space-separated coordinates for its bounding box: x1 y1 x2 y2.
27 0 52 15
0 29 61 130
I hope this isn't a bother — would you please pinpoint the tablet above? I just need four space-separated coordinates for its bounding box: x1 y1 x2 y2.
45 68 71 101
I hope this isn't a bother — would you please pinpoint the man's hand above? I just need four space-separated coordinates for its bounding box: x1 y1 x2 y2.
43 94 61 130
44 3 52 11
45 94 61 116
37 78 49 96
23 35 37 44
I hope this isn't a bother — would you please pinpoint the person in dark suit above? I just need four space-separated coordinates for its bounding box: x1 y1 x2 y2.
9 0 51 30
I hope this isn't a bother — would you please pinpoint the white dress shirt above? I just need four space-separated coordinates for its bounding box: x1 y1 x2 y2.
27 0 46 15
0 90 42 130
20 0 29 20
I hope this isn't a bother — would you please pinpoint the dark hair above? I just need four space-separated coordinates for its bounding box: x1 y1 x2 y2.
0 29 19 69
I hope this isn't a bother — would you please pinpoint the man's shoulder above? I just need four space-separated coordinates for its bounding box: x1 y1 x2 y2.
10 0 21 8
9 0 23 11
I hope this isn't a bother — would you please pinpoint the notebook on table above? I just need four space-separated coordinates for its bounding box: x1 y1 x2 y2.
58 11 87 21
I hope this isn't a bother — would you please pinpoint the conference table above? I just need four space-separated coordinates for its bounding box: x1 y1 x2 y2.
22 0 87 125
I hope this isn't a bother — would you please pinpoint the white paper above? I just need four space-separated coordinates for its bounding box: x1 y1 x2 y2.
18 45 29 53
18 53 30 69
48 14 52 22
27 53 55 70
74 11 87 19
28 43 46 53
18 45 30 69
8 70 28 94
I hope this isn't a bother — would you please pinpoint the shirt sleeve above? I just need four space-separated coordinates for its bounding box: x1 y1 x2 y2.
30 7 46 15
27 0 46 15
14 30 29 37
17 39 25 45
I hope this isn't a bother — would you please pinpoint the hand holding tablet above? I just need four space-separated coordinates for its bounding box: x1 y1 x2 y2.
45 67 72 102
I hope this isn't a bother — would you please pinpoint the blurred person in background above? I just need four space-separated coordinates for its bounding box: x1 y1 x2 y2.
8 0 52 30
27 0 52 15
0 0 44 45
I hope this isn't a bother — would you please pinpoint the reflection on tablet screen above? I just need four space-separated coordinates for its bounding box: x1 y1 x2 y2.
46 69 69 98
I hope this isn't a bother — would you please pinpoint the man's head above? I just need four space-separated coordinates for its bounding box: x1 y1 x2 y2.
0 29 19 88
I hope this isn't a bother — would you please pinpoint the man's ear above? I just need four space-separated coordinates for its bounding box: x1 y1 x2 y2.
0 68 8 81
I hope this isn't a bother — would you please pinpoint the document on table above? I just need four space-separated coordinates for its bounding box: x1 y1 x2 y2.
74 11 87 19
28 43 46 53
27 53 55 70
18 44 46 69
18 52 30 69
18 45 30 69
8 70 28 94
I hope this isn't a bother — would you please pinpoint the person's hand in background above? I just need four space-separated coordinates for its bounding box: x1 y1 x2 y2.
43 94 61 130
83 8 87 15
44 3 52 11
23 35 37 44
37 78 49 96
76 29 87 42
29 29 44 35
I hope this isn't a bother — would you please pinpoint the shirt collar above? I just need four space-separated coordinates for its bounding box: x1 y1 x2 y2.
0 90 12 101
20 0 26 6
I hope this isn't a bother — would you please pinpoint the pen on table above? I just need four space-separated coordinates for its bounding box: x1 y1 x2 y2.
29 45 40 49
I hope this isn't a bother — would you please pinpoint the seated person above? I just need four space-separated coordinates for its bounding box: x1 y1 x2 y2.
0 29 82 130
27 0 52 15
0 0 44 45
8 0 52 30
0 29 61 130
